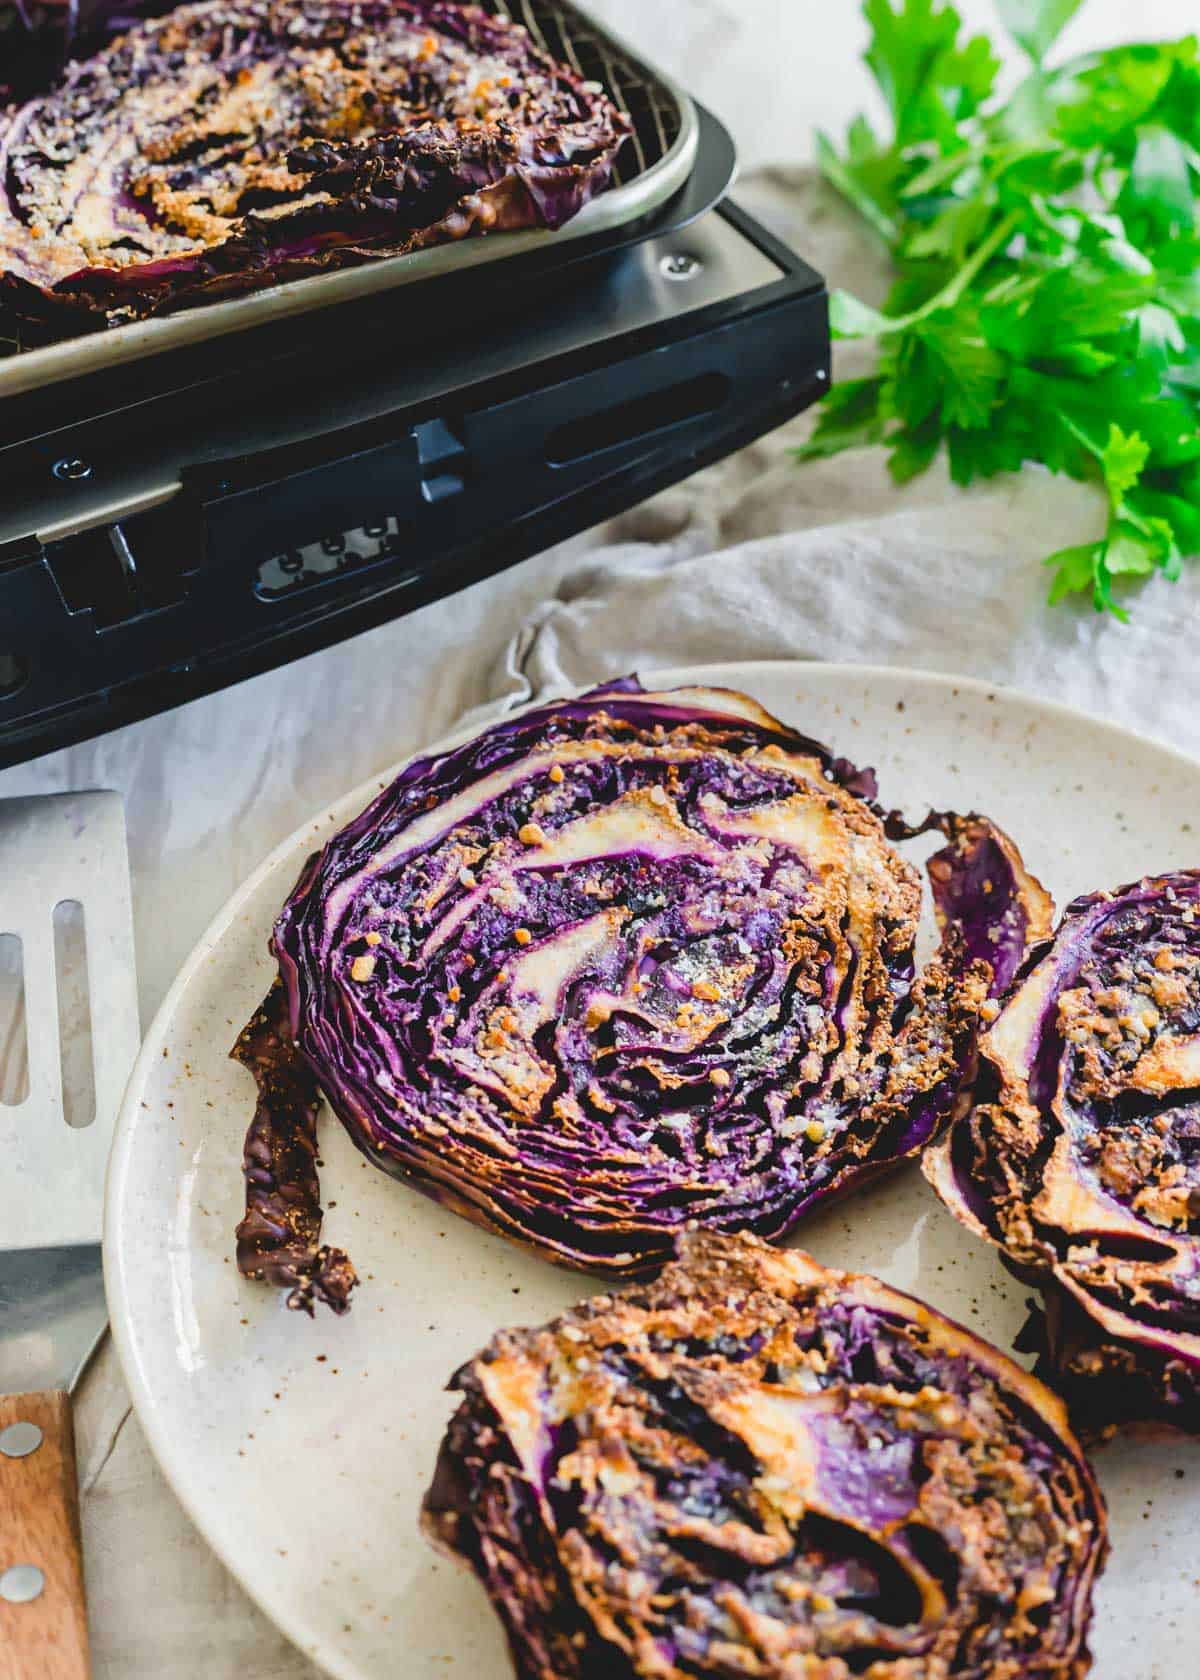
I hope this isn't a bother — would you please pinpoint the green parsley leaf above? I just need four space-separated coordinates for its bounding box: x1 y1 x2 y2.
792 378 887 463
864 0 1000 147
1123 126 1196 239
888 418 943 483
1126 486 1200 554
1100 424 1150 501
1106 518 1166 576
903 198 993 262
1046 541 1102 603
800 0 1200 614
814 131 899 245
907 316 1006 429
1137 303 1188 372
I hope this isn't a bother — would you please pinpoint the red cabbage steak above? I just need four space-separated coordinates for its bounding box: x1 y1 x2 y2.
927 870 1200 1439
424 1230 1108 1680
0 0 630 335
233 679 1051 1313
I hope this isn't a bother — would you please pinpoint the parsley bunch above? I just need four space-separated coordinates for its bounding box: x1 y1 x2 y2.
799 0 1200 616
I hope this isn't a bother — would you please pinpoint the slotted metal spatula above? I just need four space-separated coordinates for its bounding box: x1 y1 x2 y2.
0 793 140 1680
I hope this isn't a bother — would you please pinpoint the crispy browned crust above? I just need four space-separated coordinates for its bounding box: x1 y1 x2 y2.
1016 1278 1200 1446
425 1231 1107 1680
232 979 356 1315
925 871 1200 1439
235 683 1052 1313
0 0 630 336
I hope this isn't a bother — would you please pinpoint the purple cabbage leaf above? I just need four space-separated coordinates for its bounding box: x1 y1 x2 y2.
234 679 1053 1308
424 1229 1108 1680
0 0 631 337
926 869 1200 1439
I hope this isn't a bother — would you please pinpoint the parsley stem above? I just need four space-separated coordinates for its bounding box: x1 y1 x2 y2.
864 209 1023 336
1056 410 1104 462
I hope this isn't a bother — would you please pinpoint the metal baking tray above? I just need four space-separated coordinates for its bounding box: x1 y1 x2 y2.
0 0 699 400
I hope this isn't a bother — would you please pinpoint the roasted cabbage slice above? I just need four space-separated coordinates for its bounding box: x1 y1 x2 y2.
235 679 1050 1310
425 1230 1107 1680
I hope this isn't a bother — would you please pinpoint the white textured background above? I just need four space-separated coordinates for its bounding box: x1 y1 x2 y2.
587 0 1197 169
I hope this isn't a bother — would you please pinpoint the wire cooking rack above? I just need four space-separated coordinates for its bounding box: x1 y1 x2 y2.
493 0 683 187
0 0 683 363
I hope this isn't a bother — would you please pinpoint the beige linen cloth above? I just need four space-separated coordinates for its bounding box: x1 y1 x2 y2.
4 171 1200 1678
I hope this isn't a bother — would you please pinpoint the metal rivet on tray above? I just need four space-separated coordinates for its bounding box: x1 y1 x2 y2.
0 1566 45 1604
52 457 92 482
0 1422 43 1458
660 253 702 281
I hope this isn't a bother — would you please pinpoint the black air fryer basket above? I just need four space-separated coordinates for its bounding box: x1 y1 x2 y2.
0 0 830 766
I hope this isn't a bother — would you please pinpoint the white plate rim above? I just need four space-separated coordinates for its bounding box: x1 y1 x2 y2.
103 658 1200 1678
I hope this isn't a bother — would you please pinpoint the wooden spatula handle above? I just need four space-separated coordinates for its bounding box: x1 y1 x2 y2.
0 1391 90 1680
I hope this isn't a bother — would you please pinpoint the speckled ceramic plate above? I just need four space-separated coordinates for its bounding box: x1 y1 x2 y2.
106 663 1200 1680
